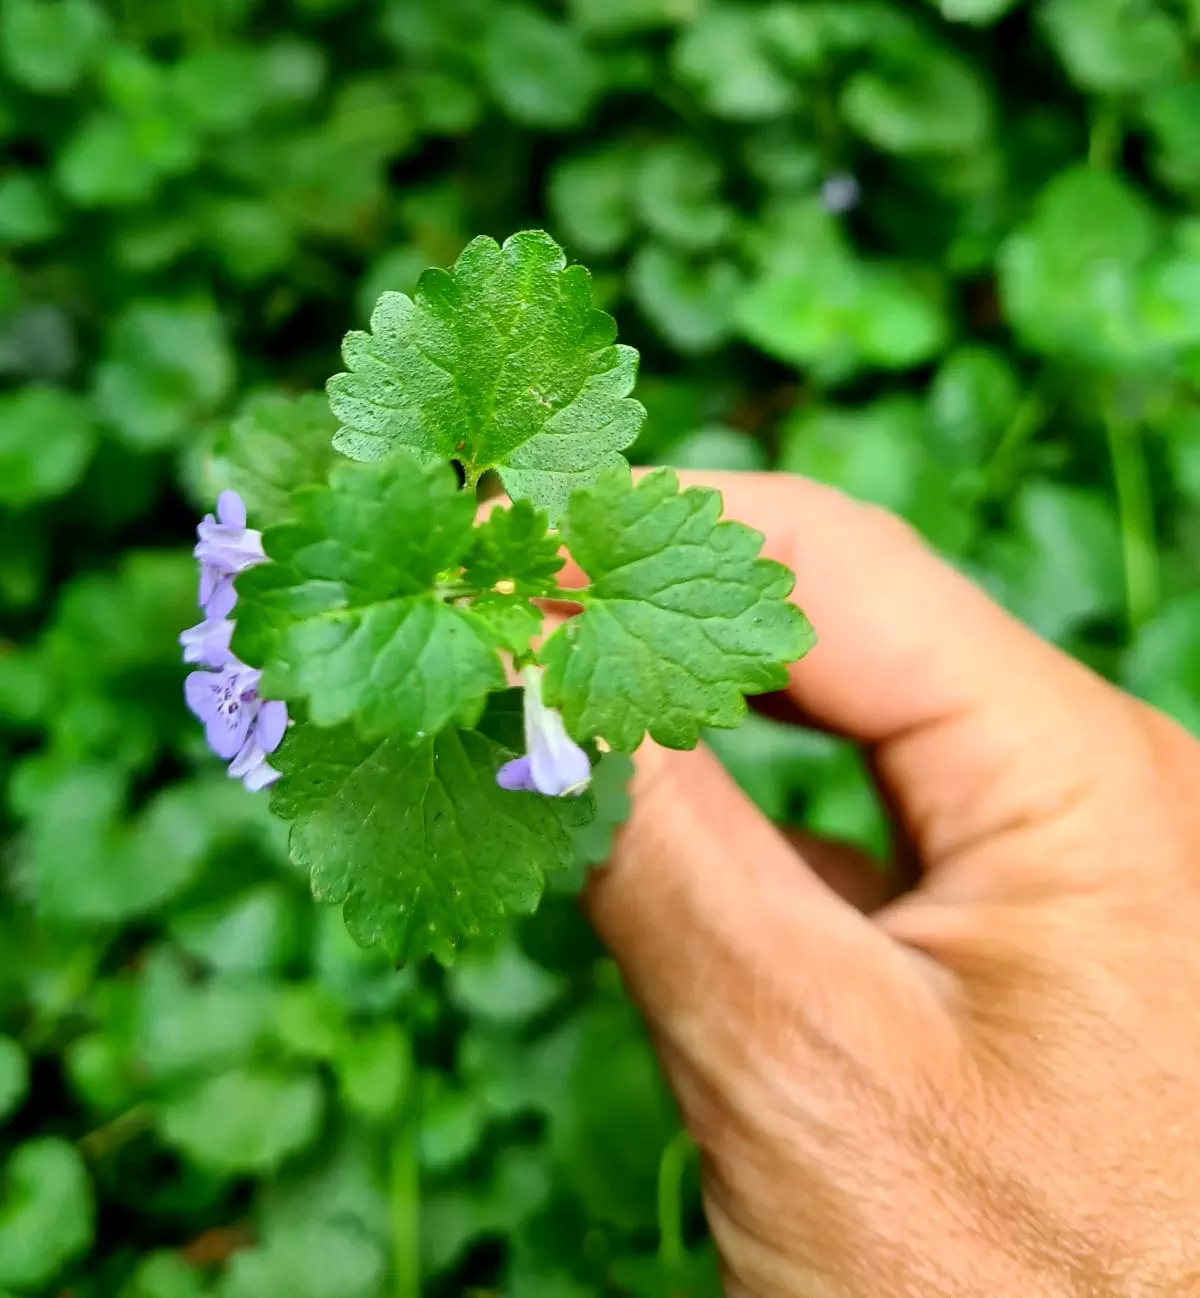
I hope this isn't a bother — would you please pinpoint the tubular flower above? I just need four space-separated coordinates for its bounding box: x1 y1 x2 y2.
497 666 591 798
194 489 266 618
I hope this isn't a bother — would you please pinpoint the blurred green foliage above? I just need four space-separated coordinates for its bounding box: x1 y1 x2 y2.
1 0 1198 1293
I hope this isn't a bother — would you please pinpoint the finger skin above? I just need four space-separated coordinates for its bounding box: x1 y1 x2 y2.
570 471 1200 1296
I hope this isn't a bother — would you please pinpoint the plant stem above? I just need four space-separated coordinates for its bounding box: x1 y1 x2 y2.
390 1047 420 1298
985 387 1050 497
657 1129 694 1272
79 1103 153 1161
1105 413 1160 634
1088 101 1122 171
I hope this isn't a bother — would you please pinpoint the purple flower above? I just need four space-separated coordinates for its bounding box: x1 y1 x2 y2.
497 667 591 798
183 491 288 793
185 664 287 791
185 662 265 760
228 699 288 792
820 172 861 216
179 615 234 669
195 490 266 618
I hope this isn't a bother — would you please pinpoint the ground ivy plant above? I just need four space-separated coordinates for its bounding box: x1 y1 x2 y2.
184 231 816 964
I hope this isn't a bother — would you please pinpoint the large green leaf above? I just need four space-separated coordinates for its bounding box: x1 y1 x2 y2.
0 1140 94 1290
542 467 815 751
328 231 644 520
235 451 505 742
270 698 596 962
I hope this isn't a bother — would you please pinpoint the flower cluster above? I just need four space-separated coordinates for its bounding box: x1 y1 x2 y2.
181 491 288 792
497 667 592 798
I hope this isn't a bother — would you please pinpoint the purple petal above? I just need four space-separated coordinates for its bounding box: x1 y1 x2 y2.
242 759 281 792
217 490 247 530
529 739 591 798
206 707 253 760
185 670 221 721
496 756 538 792
204 574 237 619
255 699 288 754
194 529 266 574
180 617 234 669
198 563 221 611
187 664 260 760
227 735 281 792
228 734 264 779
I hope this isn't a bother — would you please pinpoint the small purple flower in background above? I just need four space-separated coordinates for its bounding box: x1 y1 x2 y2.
820 172 861 216
182 490 288 792
497 666 591 798
194 489 266 618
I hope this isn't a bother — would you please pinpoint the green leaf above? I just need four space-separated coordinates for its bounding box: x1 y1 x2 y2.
737 204 948 378
563 750 635 872
0 1037 28 1124
93 297 234 448
465 500 564 597
1041 0 1185 93
0 0 108 94
1124 594 1200 736
842 44 993 155
55 112 161 208
122 1252 209 1298
983 481 1123 642
24 770 276 927
335 1022 413 1123
567 0 696 37
542 1001 679 1231
660 425 769 473
998 167 1158 364
629 245 743 356
1143 84 1200 196
930 0 1020 22
418 1076 488 1171
548 145 639 258
0 1139 94 1290
206 391 340 529
542 467 815 752
0 385 95 508
134 951 277 1083
446 931 566 1023
269 700 596 962
780 396 975 555
483 6 601 129
169 883 304 977
671 6 798 121
235 452 504 742
328 231 645 521
927 346 1021 468
706 712 839 821
35 551 200 769
634 141 732 253
159 1066 324 1175
463 499 564 656
0 173 60 245
220 1220 386 1298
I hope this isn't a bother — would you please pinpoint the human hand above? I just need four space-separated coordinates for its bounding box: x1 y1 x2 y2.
583 473 1200 1298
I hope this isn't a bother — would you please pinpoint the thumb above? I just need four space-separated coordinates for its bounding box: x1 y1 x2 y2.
584 741 940 1080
